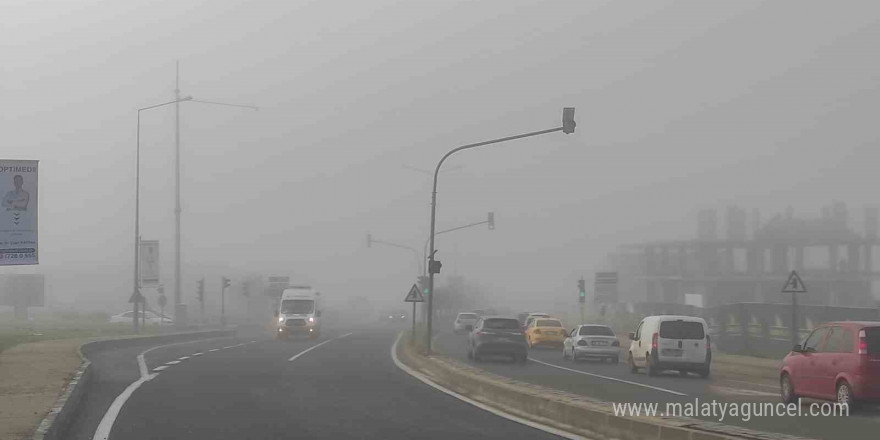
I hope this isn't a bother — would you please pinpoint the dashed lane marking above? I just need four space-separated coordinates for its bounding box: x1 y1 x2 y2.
288 333 353 362
152 366 169 372
165 360 181 365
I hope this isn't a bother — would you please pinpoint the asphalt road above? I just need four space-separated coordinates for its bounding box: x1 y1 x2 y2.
72 324 567 440
433 330 880 440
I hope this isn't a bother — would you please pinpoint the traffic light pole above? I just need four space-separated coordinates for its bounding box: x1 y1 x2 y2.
426 115 574 355
422 214 493 275
221 279 226 328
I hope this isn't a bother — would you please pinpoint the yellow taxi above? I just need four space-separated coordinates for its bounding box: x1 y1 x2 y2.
525 317 567 348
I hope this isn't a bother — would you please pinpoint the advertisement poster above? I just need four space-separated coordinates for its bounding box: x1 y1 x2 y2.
0 160 38 265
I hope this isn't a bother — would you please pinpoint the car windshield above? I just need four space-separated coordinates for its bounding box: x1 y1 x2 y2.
281 300 314 314
536 319 562 327
458 313 478 319
483 319 520 330
580 326 614 336
659 321 705 340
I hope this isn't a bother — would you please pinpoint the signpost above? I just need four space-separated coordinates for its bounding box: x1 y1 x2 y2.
139 240 160 286
0 160 38 266
594 272 618 304
404 284 425 340
782 270 807 347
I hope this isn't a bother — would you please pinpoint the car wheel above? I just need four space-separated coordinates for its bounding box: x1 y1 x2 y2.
611 356 619 365
467 347 474 360
698 363 710 379
837 381 856 411
571 348 578 362
562 347 569 361
518 353 528 364
678 370 688 377
473 349 481 362
780 373 797 404
628 352 638 373
646 353 658 376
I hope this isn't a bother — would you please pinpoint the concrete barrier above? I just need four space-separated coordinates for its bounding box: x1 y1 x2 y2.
32 329 234 440
397 335 808 440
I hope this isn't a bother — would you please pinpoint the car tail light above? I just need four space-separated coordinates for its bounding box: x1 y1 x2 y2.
706 335 711 350
475 330 485 336
652 332 658 349
534 329 541 334
577 339 587 346
859 329 868 355
612 340 620 347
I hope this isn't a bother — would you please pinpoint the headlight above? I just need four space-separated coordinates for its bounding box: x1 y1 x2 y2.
278 317 284 322
308 317 315 323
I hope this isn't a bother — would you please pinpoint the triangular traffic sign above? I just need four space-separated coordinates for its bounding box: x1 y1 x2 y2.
404 284 425 303
782 270 807 293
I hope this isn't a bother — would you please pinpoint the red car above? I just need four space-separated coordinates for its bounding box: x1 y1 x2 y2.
780 321 880 408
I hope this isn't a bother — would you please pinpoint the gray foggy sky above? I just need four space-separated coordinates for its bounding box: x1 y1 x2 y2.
3 0 880 309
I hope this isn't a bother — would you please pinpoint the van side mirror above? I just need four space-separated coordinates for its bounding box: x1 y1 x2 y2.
317 310 322 317
274 310 279 318
628 332 636 340
792 344 802 353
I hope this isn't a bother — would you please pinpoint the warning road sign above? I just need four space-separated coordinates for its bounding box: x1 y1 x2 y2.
782 270 807 293
404 284 425 303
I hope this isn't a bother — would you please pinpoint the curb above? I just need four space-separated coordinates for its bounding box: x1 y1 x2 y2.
397 334 811 440
30 329 235 440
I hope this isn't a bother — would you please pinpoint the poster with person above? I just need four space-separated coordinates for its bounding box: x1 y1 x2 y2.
0 160 38 265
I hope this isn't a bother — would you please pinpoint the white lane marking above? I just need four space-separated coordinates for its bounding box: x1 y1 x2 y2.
137 336 230 378
209 348 220 352
528 358 687 397
192 353 203 356
178 356 190 360
92 374 156 440
390 333 588 440
165 360 181 365
288 333 353 362
98 336 233 440
250 340 257 343
712 386 778 397
152 366 169 372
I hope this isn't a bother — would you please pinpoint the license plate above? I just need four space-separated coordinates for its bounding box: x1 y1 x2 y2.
497 337 512 343
591 341 608 346
662 349 683 357
545 331 556 335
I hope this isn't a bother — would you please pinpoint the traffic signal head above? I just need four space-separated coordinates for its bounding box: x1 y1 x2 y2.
222 277 231 288
418 276 430 295
242 282 250 297
366 233 372 248
196 279 205 302
488 212 495 230
562 107 576 134
429 260 442 274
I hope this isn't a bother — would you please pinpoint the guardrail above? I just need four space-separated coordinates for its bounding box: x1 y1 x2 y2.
33 329 235 440
396 333 808 440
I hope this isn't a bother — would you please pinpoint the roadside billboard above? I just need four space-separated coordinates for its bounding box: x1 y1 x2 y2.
0 274 45 307
0 160 38 265
139 240 160 286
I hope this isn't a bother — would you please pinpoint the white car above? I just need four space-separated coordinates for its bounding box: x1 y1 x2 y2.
562 324 620 363
453 312 480 333
110 310 173 325
627 315 710 378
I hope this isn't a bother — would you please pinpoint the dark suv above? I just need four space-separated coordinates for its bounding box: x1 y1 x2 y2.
467 316 528 364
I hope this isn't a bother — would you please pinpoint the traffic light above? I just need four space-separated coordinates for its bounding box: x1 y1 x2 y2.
196 278 205 303
418 276 430 295
366 233 372 248
222 277 231 289
242 281 250 297
488 212 495 230
578 278 586 303
562 107 576 134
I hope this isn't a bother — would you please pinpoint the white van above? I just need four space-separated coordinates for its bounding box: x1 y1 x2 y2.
626 315 711 378
275 286 322 339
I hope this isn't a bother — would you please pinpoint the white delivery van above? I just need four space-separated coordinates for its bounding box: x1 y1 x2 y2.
626 315 711 378
275 286 322 339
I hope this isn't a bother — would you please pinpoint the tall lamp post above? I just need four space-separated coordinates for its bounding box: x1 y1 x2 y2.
424 108 576 354
134 97 193 333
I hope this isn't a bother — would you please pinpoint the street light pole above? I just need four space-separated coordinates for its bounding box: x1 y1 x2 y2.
170 62 258 329
425 108 576 354
135 97 192 333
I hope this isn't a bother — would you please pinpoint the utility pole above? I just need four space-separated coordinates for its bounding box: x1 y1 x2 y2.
173 60 184 329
